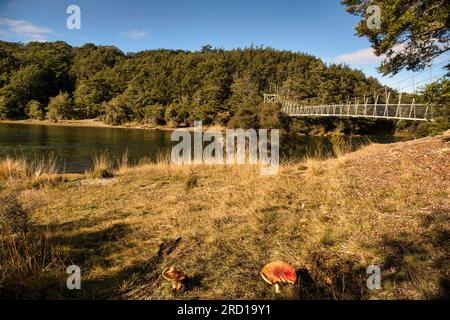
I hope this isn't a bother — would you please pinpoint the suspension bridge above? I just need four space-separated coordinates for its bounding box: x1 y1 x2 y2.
263 93 434 121
263 59 449 122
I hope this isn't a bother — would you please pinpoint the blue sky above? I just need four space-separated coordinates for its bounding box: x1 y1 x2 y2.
0 0 448 92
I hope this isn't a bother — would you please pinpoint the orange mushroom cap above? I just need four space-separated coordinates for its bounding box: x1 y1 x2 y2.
162 267 186 282
260 261 297 285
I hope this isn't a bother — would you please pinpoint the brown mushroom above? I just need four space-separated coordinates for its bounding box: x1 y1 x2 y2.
260 261 297 293
162 266 187 292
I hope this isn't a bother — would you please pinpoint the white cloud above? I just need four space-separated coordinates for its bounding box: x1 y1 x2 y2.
0 18 53 42
334 47 384 65
120 29 149 40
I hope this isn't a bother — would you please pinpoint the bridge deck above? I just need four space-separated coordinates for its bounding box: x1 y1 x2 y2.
264 94 434 121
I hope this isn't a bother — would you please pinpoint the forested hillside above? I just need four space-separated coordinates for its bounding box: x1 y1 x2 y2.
0 40 446 135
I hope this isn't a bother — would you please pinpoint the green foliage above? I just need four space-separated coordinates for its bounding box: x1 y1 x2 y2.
342 0 450 75
0 65 48 118
0 96 8 120
25 100 44 120
143 104 166 125
0 40 431 135
71 43 124 80
227 101 259 129
101 97 132 125
416 78 450 136
164 102 190 127
259 102 291 131
0 41 21 88
229 73 261 107
46 92 75 122
0 40 387 126
74 77 112 118
188 102 217 125
0 41 75 119
422 78 450 110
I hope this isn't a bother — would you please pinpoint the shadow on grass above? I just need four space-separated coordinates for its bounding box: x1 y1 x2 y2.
295 268 330 300
3 210 185 300
380 229 450 299
39 222 134 299
47 223 130 250
110 237 184 299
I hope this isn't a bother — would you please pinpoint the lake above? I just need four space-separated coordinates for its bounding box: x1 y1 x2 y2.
0 123 412 173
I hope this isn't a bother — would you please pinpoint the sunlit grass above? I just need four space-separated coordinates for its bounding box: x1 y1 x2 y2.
0 132 448 300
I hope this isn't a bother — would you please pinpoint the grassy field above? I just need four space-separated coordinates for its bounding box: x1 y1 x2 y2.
0 132 449 300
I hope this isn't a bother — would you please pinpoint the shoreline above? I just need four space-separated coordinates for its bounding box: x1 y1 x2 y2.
0 119 227 132
0 119 226 132
0 119 178 131
0 119 413 138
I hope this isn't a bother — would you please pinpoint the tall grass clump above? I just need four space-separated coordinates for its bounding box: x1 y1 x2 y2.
0 157 29 180
116 149 130 172
91 152 114 178
329 135 371 157
330 134 352 157
0 156 60 187
0 190 65 299
32 156 58 178
185 170 199 190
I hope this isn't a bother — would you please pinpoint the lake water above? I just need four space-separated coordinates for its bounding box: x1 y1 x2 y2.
0 123 412 173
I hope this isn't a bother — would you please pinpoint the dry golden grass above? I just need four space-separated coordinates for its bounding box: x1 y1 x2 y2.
0 156 63 189
0 132 449 300
0 189 68 299
91 152 114 179
0 157 29 180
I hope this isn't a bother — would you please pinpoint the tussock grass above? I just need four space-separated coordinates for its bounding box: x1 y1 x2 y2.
116 149 130 173
185 170 199 190
91 152 114 178
0 156 62 188
0 190 66 299
0 157 29 180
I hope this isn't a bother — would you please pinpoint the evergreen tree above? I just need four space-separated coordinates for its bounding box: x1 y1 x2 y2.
342 0 450 75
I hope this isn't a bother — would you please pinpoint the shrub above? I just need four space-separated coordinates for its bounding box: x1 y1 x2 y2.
227 101 259 129
416 78 450 137
26 100 44 120
46 92 74 122
259 102 290 131
215 111 231 126
0 95 8 120
101 98 133 125
143 104 166 125
164 103 181 127
188 102 216 125
0 92 21 120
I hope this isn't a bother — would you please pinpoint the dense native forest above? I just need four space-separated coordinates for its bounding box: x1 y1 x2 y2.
0 40 448 136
